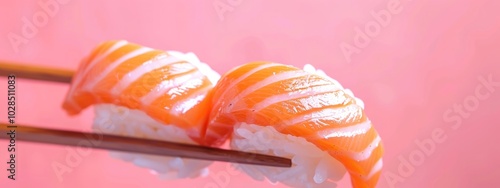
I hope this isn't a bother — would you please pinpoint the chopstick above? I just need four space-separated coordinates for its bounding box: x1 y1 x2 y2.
0 61 73 83
0 62 292 167
0 123 291 167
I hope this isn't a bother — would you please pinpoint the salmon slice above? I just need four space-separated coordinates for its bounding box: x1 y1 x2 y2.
62 40 217 144
205 62 384 187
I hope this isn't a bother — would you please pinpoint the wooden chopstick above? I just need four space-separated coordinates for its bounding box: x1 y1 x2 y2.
0 61 74 83
0 62 291 167
0 123 291 167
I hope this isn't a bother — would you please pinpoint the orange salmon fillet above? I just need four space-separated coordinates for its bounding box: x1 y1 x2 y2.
205 62 384 188
62 40 217 144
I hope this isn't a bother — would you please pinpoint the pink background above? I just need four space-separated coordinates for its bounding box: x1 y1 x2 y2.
1 0 500 187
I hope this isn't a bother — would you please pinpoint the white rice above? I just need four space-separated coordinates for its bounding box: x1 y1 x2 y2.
93 104 211 179
231 123 347 188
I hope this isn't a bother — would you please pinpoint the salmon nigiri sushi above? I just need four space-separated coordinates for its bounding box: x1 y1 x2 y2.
204 62 383 187
62 40 220 179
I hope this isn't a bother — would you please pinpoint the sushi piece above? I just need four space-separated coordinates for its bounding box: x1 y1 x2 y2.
204 62 383 187
62 40 221 179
